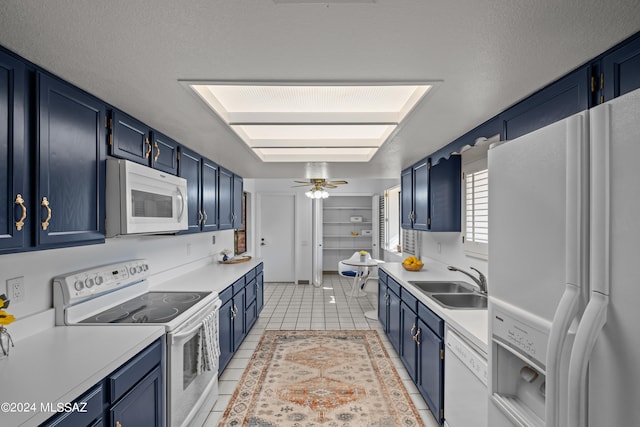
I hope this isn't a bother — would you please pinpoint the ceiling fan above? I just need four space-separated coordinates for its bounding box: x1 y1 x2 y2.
293 178 348 198
292 178 348 189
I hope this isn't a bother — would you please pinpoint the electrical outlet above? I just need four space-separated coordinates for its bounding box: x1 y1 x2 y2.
7 276 25 304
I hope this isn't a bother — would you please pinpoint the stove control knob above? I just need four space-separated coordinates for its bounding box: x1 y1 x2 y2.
129 267 137 275
95 275 104 286
85 277 95 288
74 280 84 291
142 264 149 271
136 265 143 273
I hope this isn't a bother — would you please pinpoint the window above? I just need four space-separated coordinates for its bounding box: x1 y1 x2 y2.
381 186 417 255
383 187 400 252
234 192 247 255
463 158 489 259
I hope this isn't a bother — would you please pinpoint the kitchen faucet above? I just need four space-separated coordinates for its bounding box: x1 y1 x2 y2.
447 266 487 294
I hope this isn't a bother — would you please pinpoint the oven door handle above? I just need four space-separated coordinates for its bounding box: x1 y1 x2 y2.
171 320 205 344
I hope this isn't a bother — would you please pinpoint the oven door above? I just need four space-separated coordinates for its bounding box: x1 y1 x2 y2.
167 298 221 427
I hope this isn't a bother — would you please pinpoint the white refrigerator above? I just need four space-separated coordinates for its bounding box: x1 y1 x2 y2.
487 88 640 427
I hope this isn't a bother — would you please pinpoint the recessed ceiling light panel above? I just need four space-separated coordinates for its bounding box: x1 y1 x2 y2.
188 82 433 162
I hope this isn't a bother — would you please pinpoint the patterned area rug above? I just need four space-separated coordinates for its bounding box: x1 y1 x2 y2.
218 330 424 426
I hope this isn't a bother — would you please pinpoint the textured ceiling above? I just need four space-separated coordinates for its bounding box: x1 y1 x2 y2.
0 0 639 179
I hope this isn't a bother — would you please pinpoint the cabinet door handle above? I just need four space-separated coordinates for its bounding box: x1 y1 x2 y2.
198 210 204 225
153 141 160 162
413 328 421 346
41 197 51 231
145 137 152 159
15 194 27 231
410 323 416 337
203 210 208 224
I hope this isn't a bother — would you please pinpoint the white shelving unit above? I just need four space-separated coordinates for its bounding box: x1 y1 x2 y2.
322 195 374 272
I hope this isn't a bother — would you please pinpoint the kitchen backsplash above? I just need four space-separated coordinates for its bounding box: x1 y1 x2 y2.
0 230 236 322
418 231 488 279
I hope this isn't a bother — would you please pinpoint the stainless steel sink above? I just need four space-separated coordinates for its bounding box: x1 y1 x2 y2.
409 281 476 294
430 293 488 309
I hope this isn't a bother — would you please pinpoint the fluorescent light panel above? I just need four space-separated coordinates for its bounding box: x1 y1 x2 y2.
189 83 431 162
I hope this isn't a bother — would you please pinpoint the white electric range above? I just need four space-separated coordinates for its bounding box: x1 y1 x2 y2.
53 259 221 427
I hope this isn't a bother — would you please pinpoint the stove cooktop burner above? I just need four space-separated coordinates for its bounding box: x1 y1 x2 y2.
80 291 210 324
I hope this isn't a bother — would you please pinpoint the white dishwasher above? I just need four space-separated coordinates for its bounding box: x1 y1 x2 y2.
444 327 488 427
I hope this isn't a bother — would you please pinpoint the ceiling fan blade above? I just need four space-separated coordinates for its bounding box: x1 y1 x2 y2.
294 180 313 184
327 180 348 185
324 184 338 189
291 184 312 187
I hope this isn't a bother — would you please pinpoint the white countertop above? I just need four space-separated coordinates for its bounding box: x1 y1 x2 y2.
0 325 165 427
0 258 261 427
152 258 263 293
380 261 489 353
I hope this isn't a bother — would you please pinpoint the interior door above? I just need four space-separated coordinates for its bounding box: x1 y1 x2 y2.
259 194 295 282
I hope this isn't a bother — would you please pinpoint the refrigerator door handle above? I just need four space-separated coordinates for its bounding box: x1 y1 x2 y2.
566 291 608 427
546 282 580 427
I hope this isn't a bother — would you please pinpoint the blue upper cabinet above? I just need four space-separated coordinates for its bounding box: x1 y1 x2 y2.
412 160 430 231
178 147 203 234
202 159 219 232
500 65 591 141
150 130 179 175
0 51 26 252
110 110 151 165
218 167 234 230
429 156 461 232
37 72 106 248
400 168 413 229
110 110 179 175
401 160 430 231
401 157 460 232
602 35 640 102
177 147 219 233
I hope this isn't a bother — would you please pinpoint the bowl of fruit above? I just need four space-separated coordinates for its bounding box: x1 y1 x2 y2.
402 256 424 271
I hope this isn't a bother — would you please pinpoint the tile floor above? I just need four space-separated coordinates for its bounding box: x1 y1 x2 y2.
203 274 440 427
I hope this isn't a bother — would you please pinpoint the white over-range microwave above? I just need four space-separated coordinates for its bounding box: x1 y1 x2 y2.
106 158 188 237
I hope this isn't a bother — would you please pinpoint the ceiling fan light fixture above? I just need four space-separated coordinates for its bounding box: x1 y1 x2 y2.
305 188 330 199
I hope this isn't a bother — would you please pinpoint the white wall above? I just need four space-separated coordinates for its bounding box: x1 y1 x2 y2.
0 230 235 321
417 231 488 276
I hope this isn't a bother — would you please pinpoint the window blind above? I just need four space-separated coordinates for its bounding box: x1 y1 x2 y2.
465 168 489 244
402 229 418 255
379 194 385 251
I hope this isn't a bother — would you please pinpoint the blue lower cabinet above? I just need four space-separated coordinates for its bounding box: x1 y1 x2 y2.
40 385 104 427
233 287 246 352
218 297 234 373
110 365 163 427
218 264 264 375
387 289 401 355
400 301 419 383
378 270 446 425
256 271 264 314
417 317 444 424
41 339 163 427
378 283 388 332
